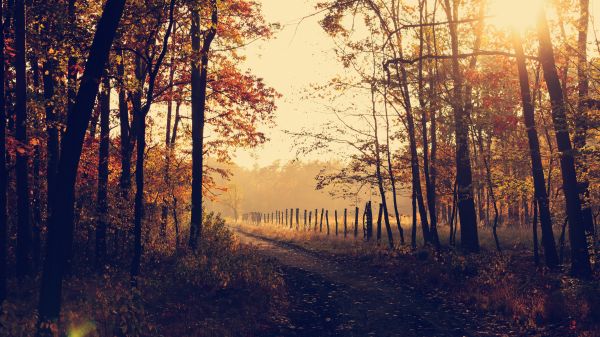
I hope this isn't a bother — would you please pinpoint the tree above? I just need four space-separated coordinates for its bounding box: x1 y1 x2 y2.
14 0 31 278
442 0 479 253
95 73 110 270
189 0 218 250
0 0 6 305
536 9 591 277
512 30 559 268
36 0 126 333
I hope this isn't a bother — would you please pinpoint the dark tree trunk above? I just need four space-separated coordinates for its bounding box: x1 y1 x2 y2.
537 10 592 277
383 89 404 245
43 58 59 220
574 0 594 241
36 0 125 334
444 0 479 253
117 47 131 198
161 21 177 243
14 0 30 278
417 2 438 248
96 73 110 270
130 103 145 285
67 0 77 120
371 87 394 249
31 58 41 269
189 0 217 250
533 198 540 266
0 0 6 304
513 31 559 268
131 0 175 281
411 191 417 249
365 202 373 241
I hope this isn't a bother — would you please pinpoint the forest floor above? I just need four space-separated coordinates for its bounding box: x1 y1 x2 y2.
233 225 596 337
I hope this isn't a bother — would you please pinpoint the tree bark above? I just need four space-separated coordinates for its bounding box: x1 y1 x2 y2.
36 0 125 334
15 0 31 278
512 30 558 268
443 0 479 253
189 0 217 250
96 73 110 270
537 9 591 277
574 0 594 241
0 0 7 304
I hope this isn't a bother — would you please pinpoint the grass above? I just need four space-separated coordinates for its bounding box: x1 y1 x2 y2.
1 214 287 337
238 220 600 336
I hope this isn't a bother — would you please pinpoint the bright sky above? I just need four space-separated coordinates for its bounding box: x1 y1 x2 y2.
234 0 600 169
235 0 347 168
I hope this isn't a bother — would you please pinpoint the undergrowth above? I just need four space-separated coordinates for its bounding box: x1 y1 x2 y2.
242 222 600 336
1 214 286 337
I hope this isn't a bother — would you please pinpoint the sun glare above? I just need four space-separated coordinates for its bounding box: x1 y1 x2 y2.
489 0 543 32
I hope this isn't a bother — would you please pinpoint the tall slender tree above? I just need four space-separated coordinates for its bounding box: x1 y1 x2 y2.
443 0 479 252
512 30 559 268
537 9 591 277
189 0 218 250
14 0 31 277
0 0 7 305
36 1 126 334
96 73 110 270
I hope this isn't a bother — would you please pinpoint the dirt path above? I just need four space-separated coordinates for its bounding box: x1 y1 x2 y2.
234 228 520 337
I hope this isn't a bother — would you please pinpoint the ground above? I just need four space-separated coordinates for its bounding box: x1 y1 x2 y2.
234 227 559 337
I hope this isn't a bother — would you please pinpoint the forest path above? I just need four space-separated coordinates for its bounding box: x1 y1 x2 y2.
233 227 516 337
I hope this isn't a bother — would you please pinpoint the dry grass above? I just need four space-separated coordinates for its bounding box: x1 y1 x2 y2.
237 220 600 336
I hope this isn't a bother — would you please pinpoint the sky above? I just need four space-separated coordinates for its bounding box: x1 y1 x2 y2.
233 0 600 169
235 0 346 168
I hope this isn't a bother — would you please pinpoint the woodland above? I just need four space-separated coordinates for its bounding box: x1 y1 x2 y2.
0 0 599 336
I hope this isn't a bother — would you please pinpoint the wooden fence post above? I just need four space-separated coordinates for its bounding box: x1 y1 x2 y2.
296 207 299 230
335 210 338 236
319 208 324 232
309 211 312 229
314 208 318 231
304 209 307 230
326 210 330 235
285 209 288 227
354 206 359 238
344 208 347 238
376 203 383 244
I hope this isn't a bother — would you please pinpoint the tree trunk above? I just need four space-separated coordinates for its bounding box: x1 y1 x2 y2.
383 87 404 245
0 0 6 303
14 0 30 278
513 30 558 268
443 0 479 253
365 201 373 241
537 9 591 277
533 198 540 266
117 47 131 198
371 85 394 249
190 1 217 250
574 0 594 242
36 0 125 334
417 1 439 248
96 73 110 270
